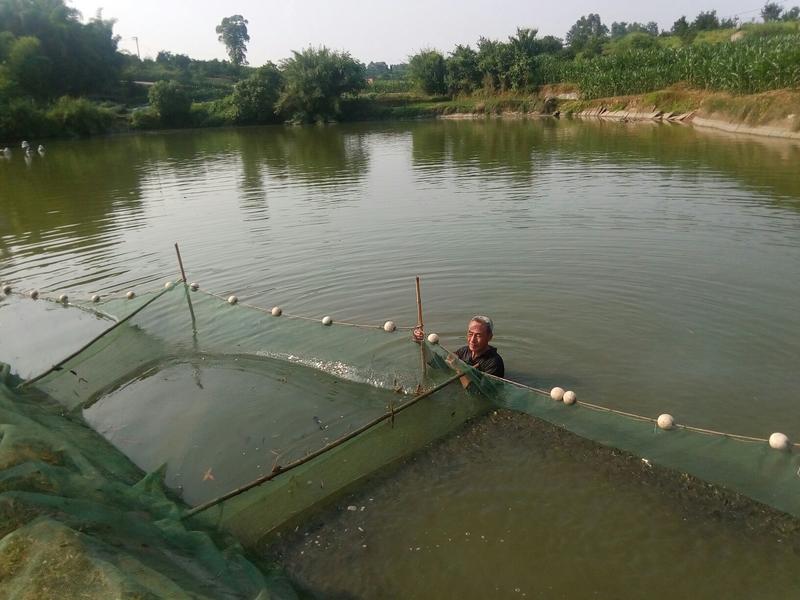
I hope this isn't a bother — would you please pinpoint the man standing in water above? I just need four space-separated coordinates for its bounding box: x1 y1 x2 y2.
414 315 504 378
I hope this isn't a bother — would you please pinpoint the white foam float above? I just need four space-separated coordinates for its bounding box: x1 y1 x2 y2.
769 432 790 451
126 291 136 300
383 320 396 332
190 282 199 291
563 390 577 405
550 387 565 401
271 306 282 316
427 333 439 344
321 316 333 326
227 295 238 305
164 281 174 290
657 414 674 430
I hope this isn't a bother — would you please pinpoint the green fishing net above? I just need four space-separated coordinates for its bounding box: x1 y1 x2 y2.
3 279 799 595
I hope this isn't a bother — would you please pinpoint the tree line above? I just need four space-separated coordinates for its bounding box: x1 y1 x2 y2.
1 0 799 140
407 7 800 95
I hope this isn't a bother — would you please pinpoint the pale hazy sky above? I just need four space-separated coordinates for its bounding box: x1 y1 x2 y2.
69 0 774 65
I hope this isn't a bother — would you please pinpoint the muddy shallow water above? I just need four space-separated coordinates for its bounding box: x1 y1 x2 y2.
269 410 800 599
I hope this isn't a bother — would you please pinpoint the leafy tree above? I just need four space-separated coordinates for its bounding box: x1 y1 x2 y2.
508 27 539 56
783 6 800 20
365 61 390 78
0 30 14 59
692 10 720 31
0 0 121 97
445 44 479 94
606 31 659 53
408 49 446 94
216 15 250 66
476 37 514 90
566 14 609 56
610 21 627 39
671 16 692 40
611 21 659 38
388 63 409 79
157 51 191 72
276 47 365 123
231 63 283 123
761 2 783 21
506 28 544 89
536 35 564 55
148 80 191 125
6 35 51 97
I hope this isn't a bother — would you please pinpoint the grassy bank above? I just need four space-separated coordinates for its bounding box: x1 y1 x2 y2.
3 86 799 144
340 92 551 120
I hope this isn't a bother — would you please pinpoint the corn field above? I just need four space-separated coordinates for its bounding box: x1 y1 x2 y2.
535 35 800 98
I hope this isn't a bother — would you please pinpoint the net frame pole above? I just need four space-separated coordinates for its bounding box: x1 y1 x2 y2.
173 242 197 329
415 276 427 381
174 243 188 282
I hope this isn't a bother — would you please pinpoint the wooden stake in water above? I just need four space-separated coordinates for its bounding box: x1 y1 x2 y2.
174 242 196 330
174 242 188 282
416 276 427 381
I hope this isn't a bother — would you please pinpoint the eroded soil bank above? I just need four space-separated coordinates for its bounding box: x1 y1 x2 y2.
437 86 800 141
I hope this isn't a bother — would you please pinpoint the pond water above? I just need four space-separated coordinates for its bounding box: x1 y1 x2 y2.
2 119 800 596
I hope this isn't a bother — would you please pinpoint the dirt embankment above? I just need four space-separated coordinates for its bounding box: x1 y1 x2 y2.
557 86 800 141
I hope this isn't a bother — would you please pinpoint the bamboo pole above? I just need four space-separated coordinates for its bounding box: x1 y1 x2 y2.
174 243 188 282
174 243 196 328
415 276 423 331
415 276 427 380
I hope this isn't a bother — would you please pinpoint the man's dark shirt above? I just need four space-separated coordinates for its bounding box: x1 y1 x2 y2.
455 345 505 378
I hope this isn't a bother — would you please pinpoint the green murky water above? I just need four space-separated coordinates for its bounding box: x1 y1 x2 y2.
2 119 800 597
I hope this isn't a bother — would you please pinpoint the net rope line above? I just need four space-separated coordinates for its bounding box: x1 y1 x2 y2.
200 288 418 330
2 280 420 330
6 280 796 447
442 345 800 448
18 282 179 389
1 289 123 322
182 371 464 519
4 285 418 331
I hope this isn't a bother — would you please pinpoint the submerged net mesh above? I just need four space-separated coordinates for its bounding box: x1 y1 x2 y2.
0 368 295 599
13 281 800 554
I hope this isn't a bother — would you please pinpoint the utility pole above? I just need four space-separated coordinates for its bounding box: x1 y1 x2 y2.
132 36 141 60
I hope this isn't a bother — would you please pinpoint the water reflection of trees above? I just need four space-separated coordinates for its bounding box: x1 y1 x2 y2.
232 125 371 223
254 125 370 186
0 139 146 262
552 120 800 208
411 119 558 183
410 117 800 210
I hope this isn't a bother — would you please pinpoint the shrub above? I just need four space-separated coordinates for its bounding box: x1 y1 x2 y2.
0 97 48 139
148 80 191 126
231 63 283 124
408 49 447 95
130 106 161 129
46 96 115 136
277 47 366 123
190 97 237 127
